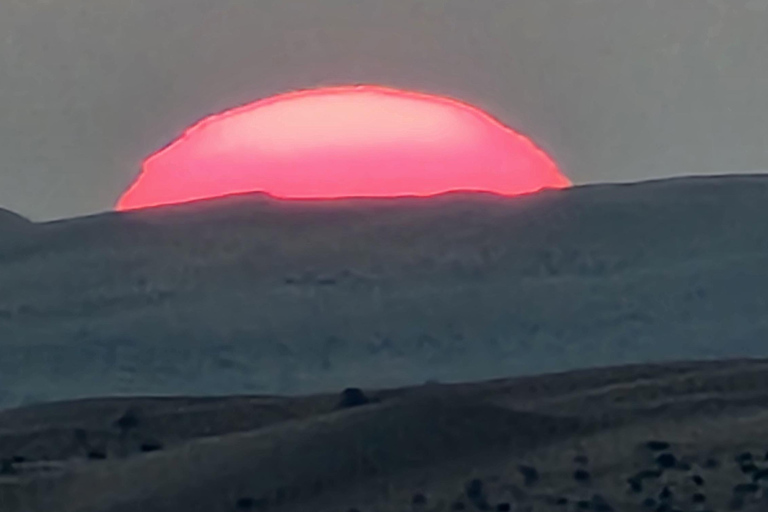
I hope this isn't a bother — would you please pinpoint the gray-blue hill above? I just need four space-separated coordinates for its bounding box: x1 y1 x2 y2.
0 174 767 409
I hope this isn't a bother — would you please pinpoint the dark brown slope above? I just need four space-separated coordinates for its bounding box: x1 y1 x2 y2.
4 358 768 511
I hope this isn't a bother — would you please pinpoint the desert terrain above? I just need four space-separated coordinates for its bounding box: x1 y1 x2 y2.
2 175 768 510
3 358 768 511
1 175 768 408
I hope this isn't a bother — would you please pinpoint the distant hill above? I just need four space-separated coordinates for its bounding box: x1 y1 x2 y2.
0 208 30 229
0 208 34 257
1 174 767 408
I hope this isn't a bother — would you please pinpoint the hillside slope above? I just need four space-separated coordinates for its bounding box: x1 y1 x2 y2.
0 175 767 407
3 359 768 511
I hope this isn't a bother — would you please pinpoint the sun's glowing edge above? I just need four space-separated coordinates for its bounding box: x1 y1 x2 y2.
117 84 571 212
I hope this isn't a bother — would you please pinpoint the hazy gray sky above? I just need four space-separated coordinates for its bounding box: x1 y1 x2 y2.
1 0 767 221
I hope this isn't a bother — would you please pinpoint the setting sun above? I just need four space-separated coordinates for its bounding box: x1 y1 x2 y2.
116 85 570 211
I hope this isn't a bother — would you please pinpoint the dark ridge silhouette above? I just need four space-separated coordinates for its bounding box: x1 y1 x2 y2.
0 208 31 228
0 208 34 258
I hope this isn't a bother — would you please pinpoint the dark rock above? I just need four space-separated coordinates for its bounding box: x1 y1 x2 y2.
751 467 768 482
518 464 540 486
691 492 706 504
464 479 491 510
10 456 25 464
338 388 371 409
627 478 643 493
465 479 484 499
691 474 705 486
658 486 672 501
496 503 511 512
645 440 672 451
573 468 591 483
235 497 255 510
114 408 140 431
140 441 163 453
732 482 759 495
655 453 677 468
739 462 758 474
87 449 106 460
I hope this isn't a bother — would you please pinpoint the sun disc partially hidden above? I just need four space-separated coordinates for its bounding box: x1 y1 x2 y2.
116 85 571 211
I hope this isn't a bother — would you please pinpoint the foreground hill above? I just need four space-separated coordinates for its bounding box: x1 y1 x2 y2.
3 358 768 511
1 174 768 407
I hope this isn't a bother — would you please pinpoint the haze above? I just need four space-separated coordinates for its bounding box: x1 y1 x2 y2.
1 0 768 221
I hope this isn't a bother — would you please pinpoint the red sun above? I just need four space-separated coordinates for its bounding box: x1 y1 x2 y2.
116 85 570 211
